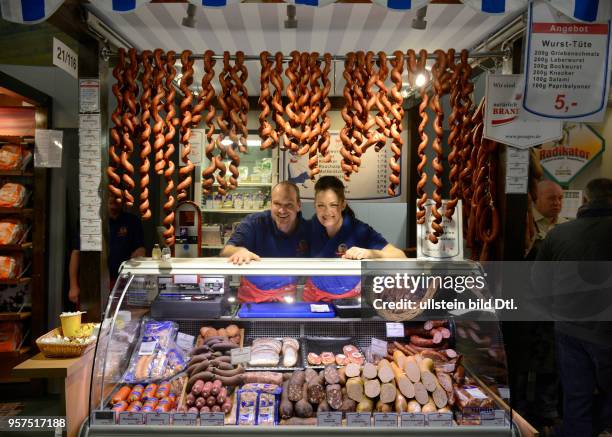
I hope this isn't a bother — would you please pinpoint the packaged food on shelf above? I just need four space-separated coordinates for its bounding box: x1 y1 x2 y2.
108 377 184 415
0 182 27 208
0 144 30 170
0 254 23 279
0 321 23 351
122 319 188 383
0 218 26 245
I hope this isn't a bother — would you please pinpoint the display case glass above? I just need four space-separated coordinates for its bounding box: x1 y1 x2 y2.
86 258 517 435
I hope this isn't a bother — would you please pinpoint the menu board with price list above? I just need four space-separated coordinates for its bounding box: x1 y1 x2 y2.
523 0 611 122
281 132 403 201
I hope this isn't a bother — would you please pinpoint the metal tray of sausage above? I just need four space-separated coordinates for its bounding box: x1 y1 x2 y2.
243 337 304 371
300 336 363 369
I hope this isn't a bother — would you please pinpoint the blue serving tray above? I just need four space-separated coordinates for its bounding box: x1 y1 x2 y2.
238 302 336 318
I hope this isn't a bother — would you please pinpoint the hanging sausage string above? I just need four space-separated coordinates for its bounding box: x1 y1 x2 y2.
108 48 501 254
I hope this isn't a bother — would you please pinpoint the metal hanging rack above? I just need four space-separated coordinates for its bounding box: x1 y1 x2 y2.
101 48 511 62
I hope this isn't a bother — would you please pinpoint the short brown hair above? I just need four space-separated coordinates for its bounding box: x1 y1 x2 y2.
274 181 301 203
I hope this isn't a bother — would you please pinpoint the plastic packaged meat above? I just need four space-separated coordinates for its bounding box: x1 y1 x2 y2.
0 321 23 352
0 219 25 245
0 144 28 170
0 255 23 280
0 183 27 208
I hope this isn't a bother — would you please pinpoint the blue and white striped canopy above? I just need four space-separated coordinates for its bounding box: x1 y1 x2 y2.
1 0 609 24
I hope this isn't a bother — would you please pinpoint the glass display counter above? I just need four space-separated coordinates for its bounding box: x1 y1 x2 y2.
81 258 526 436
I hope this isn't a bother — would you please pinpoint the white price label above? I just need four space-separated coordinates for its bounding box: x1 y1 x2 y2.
346 412 371 427
480 410 506 426
310 304 331 313
138 341 157 356
118 412 143 425
53 37 78 79
172 412 197 426
370 338 388 358
145 412 170 425
79 79 100 112
231 347 251 365
374 412 398 428
386 322 404 338
200 412 225 426
497 387 510 400
401 413 426 427
465 386 488 399
317 411 342 427
176 332 195 351
427 412 453 427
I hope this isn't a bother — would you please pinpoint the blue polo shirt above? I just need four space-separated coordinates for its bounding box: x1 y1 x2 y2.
310 214 388 293
109 212 144 281
227 211 310 289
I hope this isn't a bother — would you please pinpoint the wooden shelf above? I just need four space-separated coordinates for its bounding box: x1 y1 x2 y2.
0 311 31 321
0 242 32 251
0 277 31 285
201 208 264 214
0 169 33 177
0 207 32 214
0 345 31 358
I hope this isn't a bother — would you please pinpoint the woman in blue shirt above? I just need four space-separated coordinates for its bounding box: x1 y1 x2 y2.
304 176 406 302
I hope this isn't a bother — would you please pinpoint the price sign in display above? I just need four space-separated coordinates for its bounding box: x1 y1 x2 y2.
118 412 143 425
346 412 371 427
91 410 115 425
427 412 453 427
317 411 343 427
401 413 426 427
386 322 405 338
231 347 251 365
172 412 197 426
374 412 398 428
523 0 611 122
145 412 170 426
200 412 225 426
480 410 507 426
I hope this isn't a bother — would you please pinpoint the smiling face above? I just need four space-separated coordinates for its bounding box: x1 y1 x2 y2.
315 189 346 236
270 184 301 234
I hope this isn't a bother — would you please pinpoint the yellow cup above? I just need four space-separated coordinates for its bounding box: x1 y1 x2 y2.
59 312 83 337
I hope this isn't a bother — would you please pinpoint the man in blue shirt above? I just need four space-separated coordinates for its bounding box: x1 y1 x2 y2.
220 181 309 264
107 198 145 284
220 181 309 302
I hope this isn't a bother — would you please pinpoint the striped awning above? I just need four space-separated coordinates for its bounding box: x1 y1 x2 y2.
1 0 609 24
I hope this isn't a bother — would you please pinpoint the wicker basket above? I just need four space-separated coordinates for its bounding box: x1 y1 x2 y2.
36 328 96 358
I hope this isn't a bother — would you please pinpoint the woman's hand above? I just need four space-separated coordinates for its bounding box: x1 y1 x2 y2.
342 246 372 260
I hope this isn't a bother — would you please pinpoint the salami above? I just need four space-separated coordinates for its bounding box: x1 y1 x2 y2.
326 384 343 410
307 374 326 404
324 365 340 385
307 353 321 366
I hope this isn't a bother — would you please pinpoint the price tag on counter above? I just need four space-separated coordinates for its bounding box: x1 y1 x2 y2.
91 410 115 425
172 412 197 426
498 387 510 400
427 412 453 427
480 410 506 426
386 322 404 337
118 412 143 425
231 347 251 365
374 412 398 428
176 332 195 351
370 338 388 358
200 412 225 426
310 304 331 313
317 411 342 427
346 412 371 427
401 413 426 427
145 412 170 425
139 340 157 356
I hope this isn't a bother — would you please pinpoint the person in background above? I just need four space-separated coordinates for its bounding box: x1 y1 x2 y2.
525 179 566 260
532 178 612 437
68 198 145 303
304 176 405 302
220 181 310 302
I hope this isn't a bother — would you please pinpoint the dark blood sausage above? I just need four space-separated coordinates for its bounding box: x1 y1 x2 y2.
307 374 326 404
288 371 306 402
280 380 294 419
326 384 343 410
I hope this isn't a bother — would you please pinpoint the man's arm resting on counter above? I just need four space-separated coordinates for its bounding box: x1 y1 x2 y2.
220 244 261 264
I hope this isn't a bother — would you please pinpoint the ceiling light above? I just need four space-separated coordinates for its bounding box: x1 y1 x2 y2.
182 3 197 28
284 4 297 29
415 73 428 87
412 6 427 30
